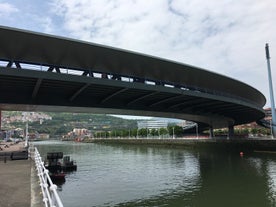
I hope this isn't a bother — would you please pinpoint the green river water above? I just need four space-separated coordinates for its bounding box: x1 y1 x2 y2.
35 140 276 207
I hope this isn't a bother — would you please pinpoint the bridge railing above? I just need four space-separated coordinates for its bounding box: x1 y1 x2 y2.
30 146 64 207
0 58 259 106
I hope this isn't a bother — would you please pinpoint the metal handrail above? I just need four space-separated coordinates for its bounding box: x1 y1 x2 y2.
31 146 64 207
0 59 260 106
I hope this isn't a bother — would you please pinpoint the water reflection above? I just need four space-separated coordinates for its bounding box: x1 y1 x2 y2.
267 160 276 206
246 157 263 175
35 141 201 206
35 141 276 207
244 153 276 207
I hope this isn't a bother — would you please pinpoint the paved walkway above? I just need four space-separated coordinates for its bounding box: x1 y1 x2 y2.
0 159 31 207
0 141 26 153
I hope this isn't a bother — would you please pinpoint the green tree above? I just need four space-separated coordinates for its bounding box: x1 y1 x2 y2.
242 128 249 135
110 130 117 137
121 129 129 137
159 128 168 136
55 125 69 135
150 129 158 137
167 125 173 136
138 128 147 137
251 128 258 135
131 128 138 137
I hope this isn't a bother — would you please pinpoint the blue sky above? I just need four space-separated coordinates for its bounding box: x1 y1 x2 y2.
0 0 276 118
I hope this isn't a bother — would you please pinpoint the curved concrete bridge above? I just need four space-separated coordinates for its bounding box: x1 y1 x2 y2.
0 26 266 133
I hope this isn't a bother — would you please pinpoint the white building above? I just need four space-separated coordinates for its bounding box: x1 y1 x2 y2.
137 119 168 129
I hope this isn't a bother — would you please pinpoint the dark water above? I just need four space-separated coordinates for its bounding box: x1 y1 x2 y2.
35 141 276 207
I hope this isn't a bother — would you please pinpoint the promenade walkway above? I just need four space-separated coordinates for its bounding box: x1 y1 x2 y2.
0 142 33 207
0 159 31 207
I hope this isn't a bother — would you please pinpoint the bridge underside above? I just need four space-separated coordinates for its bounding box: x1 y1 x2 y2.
0 67 264 130
0 26 267 132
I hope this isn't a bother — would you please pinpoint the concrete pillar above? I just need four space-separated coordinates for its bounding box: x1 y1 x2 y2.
228 125 234 138
209 127 214 138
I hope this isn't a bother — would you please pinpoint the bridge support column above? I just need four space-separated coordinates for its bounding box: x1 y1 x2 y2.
209 127 214 138
228 125 234 139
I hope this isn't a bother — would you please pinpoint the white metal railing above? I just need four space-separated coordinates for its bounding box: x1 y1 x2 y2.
31 146 64 207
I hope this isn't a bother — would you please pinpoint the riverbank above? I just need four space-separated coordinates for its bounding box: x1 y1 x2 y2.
0 141 28 160
0 159 31 207
0 141 44 207
84 137 276 152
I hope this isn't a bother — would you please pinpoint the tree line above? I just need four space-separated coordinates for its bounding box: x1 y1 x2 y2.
93 125 185 138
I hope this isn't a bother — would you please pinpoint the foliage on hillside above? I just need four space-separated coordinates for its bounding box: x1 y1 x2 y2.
2 111 138 136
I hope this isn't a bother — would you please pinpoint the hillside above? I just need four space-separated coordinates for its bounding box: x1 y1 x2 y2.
2 111 138 136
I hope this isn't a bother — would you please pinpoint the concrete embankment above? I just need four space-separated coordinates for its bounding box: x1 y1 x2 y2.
0 159 31 207
0 142 43 207
0 141 28 160
85 138 276 152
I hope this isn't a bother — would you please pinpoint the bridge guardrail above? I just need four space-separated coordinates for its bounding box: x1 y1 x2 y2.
0 59 260 107
30 146 64 207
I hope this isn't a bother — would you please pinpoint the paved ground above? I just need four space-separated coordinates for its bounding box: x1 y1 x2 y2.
0 159 31 207
0 141 26 153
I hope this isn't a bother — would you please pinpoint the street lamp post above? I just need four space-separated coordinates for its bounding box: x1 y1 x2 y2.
196 123 198 139
265 43 276 138
271 120 273 137
158 128 160 139
173 127 175 139
25 121 29 147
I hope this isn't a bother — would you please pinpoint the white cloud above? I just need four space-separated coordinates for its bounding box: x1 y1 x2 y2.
0 1 58 35
50 0 276 107
40 17 54 34
1 0 276 108
0 2 18 17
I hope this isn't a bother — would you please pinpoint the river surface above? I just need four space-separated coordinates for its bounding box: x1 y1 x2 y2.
35 140 276 207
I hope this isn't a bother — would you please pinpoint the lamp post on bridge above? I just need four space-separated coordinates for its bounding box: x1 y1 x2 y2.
265 43 276 138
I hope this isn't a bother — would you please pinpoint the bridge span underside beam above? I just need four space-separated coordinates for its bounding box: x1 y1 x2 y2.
0 26 267 132
0 67 264 130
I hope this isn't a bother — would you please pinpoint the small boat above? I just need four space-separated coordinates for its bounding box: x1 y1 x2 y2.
44 152 77 184
45 152 66 183
45 152 63 172
48 172 66 186
61 156 77 171
50 172 66 181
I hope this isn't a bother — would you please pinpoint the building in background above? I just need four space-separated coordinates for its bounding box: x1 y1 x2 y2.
137 119 169 129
